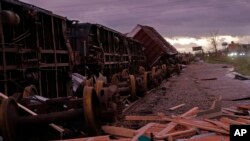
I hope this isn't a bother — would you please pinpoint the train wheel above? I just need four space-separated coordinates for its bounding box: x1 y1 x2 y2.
143 72 148 91
95 80 104 96
0 98 18 141
111 74 119 84
23 85 38 98
129 75 136 101
139 66 146 75
82 86 101 135
152 67 156 78
86 78 94 86
121 69 129 80
161 64 167 72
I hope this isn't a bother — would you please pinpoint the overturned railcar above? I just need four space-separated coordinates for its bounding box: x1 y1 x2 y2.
69 23 145 81
127 24 178 68
0 0 72 98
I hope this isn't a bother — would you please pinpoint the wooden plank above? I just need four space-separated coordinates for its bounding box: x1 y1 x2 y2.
237 105 250 110
220 117 246 125
101 126 136 138
60 135 110 141
126 112 229 135
198 96 222 117
222 109 235 115
156 107 199 137
169 103 185 111
222 113 250 120
155 128 197 140
236 118 250 124
131 123 156 141
181 107 199 117
204 119 229 131
169 118 229 135
198 112 223 119
222 107 239 113
222 107 244 114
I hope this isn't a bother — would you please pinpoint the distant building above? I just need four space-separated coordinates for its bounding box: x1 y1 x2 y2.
227 41 250 56
127 24 178 67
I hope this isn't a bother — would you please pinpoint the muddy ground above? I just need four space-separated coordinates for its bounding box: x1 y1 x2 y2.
114 61 250 129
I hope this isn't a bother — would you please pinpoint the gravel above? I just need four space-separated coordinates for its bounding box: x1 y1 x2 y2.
114 62 250 129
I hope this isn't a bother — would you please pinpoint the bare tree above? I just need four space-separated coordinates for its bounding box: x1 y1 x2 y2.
208 30 219 55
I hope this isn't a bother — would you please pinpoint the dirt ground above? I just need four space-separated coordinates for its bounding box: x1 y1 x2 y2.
115 61 250 129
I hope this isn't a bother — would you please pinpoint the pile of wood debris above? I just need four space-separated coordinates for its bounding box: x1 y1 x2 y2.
63 104 250 141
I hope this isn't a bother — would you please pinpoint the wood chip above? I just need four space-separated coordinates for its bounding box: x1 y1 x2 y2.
169 103 186 111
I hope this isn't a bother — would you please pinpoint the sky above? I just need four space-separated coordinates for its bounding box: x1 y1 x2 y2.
19 0 250 52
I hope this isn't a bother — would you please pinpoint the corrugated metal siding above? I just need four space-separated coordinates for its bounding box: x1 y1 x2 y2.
134 30 163 66
130 25 177 67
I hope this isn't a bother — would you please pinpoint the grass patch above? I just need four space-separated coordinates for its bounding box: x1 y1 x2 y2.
205 56 250 75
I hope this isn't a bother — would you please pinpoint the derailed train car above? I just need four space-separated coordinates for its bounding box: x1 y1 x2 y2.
0 0 146 98
127 24 181 74
0 0 180 140
0 0 87 140
0 0 145 140
0 0 72 98
69 22 145 82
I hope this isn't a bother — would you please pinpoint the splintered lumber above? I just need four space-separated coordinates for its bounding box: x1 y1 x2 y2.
156 122 178 137
156 107 199 137
222 113 250 120
204 119 229 131
101 126 136 138
236 118 250 124
220 117 246 125
131 123 157 141
222 107 246 115
169 103 186 111
169 118 229 135
222 108 239 113
155 128 197 140
60 135 111 141
138 116 228 135
181 107 199 117
126 107 199 122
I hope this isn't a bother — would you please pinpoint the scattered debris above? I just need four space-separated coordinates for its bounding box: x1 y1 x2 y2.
229 96 250 101
200 78 217 81
169 103 186 111
235 74 250 80
66 104 250 141
222 66 228 68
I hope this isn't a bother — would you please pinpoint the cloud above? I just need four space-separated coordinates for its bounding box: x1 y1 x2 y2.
165 35 245 53
18 0 250 53
19 0 250 37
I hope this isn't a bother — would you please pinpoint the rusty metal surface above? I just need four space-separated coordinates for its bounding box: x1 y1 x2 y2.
0 0 71 98
127 24 178 67
69 23 145 80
